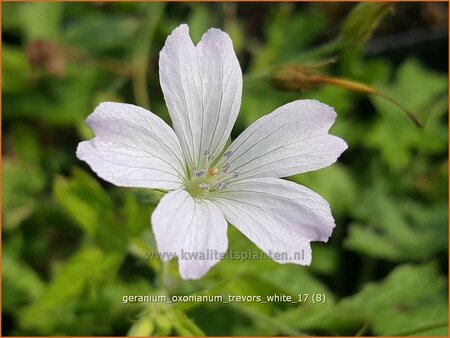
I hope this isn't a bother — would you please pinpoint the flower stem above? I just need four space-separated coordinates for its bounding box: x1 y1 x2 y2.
384 320 448 336
230 303 308 336
131 3 166 109
160 260 170 290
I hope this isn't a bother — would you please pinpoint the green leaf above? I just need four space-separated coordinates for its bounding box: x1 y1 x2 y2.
20 2 63 41
340 3 392 45
64 14 140 52
2 46 32 94
170 308 205 336
325 263 448 335
187 5 216 44
54 168 151 252
291 164 357 217
122 192 153 238
19 246 122 334
275 263 448 335
3 253 45 312
366 59 448 170
345 188 447 261
3 65 103 126
54 168 113 236
2 2 24 31
127 316 155 337
250 4 327 71
12 127 42 162
2 158 46 230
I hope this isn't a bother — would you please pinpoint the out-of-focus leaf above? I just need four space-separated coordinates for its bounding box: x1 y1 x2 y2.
250 4 327 72
187 5 216 43
2 46 32 93
54 168 113 236
309 245 339 275
2 158 46 230
223 4 244 54
291 164 357 217
366 59 448 170
65 14 140 52
339 3 392 45
239 81 298 131
3 253 45 312
153 311 173 336
11 125 43 163
131 3 165 108
54 169 151 252
3 66 102 125
127 316 155 336
333 264 447 335
20 2 63 41
345 186 447 262
170 308 205 336
19 246 122 334
276 263 448 335
122 193 153 238
2 2 24 31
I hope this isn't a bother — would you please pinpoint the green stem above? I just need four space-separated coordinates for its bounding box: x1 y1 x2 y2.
355 322 370 336
243 39 342 86
160 260 169 290
231 303 308 336
131 3 166 109
385 320 448 336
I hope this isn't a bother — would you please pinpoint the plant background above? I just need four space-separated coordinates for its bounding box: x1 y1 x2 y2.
2 2 448 336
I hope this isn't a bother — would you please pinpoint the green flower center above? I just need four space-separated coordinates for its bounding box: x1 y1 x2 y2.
184 167 221 199
183 149 240 199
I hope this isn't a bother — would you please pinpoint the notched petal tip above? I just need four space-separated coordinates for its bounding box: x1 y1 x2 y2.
202 27 232 42
328 136 348 163
160 23 191 51
84 101 120 129
294 99 338 125
75 140 90 161
151 190 228 280
76 102 185 190
165 23 190 40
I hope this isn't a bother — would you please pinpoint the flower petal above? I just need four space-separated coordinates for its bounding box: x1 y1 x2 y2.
214 177 336 265
159 24 242 169
77 102 186 190
218 100 347 181
152 190 228 279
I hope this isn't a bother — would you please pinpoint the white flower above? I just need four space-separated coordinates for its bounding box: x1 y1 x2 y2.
77 24 347 280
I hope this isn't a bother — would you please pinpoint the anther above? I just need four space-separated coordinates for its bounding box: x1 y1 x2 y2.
222 163 230 173
195 170 206 177
199 183 210 190
224 151 233 157
216 182 228 191
233 171 240 178
203 149 210 156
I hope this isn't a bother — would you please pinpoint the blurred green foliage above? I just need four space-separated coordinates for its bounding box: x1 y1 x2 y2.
2 2 448 336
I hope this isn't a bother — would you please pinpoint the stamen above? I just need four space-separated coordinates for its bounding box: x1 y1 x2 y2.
208 155 214 162
224 151 233 157
216 182 228 191
195 170 206 177
222 163 230 173
233 171 240 178
199 183 210 190
203 149 210 156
